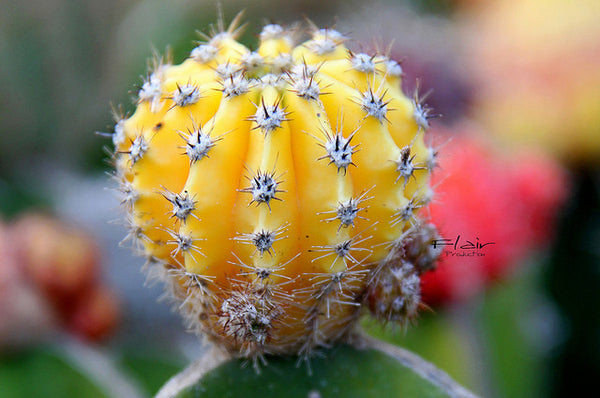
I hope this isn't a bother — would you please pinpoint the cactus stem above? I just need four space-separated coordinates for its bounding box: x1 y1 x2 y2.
111 20 442 357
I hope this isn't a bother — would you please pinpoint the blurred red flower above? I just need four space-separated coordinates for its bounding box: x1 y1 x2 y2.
421 125 570 305
0 213 120 347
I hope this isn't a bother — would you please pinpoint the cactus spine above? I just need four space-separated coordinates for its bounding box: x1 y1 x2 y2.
111 18 441 360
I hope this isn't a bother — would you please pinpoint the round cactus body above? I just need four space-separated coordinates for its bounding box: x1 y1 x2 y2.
112 20 440 359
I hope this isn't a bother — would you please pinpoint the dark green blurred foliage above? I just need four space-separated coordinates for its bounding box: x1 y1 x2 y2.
0 0 131 175
0 177 49 217
0 345 186 398
0 348 106 398
545 170 600 397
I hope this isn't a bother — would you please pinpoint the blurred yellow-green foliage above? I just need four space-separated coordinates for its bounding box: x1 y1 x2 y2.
459 0 600 164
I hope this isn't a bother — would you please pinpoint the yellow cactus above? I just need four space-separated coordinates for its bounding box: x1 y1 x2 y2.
111 18 440 359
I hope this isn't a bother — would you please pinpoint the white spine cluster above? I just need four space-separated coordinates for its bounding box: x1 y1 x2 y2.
220 74 251 98
113 119 127 147
172 84 202 107
350 52 376 73
184 126 215 163
162 190 197 222
385 59 403 77
190 44 219 63
321 132 357 174
252 101 287 134
360 88 388 122
242 170 282 208
128 135 148 165
138 73 162 103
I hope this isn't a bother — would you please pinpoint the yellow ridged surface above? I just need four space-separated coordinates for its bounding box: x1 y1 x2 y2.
113 23 438 357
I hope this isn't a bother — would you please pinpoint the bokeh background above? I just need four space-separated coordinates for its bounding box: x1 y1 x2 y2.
1 0 599 397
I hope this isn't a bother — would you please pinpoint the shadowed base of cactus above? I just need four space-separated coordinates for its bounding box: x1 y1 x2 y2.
156 334 478 398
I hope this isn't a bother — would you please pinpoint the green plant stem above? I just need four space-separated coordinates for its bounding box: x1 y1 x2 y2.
156 333 479 398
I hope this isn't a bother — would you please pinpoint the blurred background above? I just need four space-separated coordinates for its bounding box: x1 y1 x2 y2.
1 0 598 396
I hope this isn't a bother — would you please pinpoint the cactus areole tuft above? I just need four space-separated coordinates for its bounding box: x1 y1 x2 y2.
110 17 442 360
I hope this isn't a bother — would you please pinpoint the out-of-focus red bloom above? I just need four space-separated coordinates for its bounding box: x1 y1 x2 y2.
0 219 57 349
1 213 120 345
421 124 570 305
13 214 99 310
67 286 120 342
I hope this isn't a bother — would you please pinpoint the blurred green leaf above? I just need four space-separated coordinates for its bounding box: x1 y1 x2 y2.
119 350 184 396
480 267 547 398
0 348 106 398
